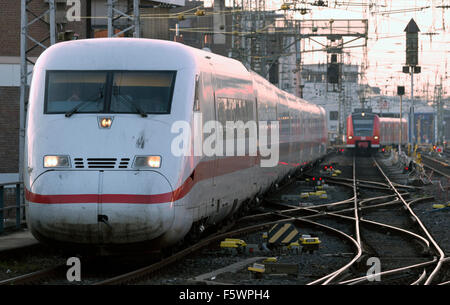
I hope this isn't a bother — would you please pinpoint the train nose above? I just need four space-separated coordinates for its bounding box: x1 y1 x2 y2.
26 170 175 244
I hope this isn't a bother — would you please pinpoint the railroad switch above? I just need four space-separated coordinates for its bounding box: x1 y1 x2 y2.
300 192 309 199
263 257 278 263
248 262 299 279
248 263 265 279
432 204 448 209
220 238 247 254
300 235 321 254
308 190 327 199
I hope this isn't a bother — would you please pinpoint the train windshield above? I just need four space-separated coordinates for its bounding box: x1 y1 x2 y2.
352 117 374 136
45 71 176 115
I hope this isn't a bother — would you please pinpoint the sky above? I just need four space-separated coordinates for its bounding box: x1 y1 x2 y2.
203 0 450 99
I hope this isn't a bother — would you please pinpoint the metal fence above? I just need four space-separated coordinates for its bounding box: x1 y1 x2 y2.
0 181 24 234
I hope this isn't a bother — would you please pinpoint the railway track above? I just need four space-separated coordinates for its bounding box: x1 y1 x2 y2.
374 156 447 284
272 154 445 285
421 155 450 179
1 152 447 285
110 151 445 285
331 155 445 285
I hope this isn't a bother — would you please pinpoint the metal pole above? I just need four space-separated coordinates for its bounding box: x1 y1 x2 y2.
410 67 415 145
49 0 56 44
107 0 114 37
133 0 140 38
19 0 27 193
16 183 21 229
434 87 438 144
399 94 402 154
0 186 4 234
231 1 235 57
338 79 342 143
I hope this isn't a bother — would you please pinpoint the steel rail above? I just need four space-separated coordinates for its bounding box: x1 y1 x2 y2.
0 264 65 285
421 156 450 179
372 157 447 285
422 155 449 168
309 156 363 285
269 211 362 285
352 156 362 250
326 176 417 190
301 207 431 251
93 197 365 285
332 196 432 214
93 218 297 285
255 196 355 218
95 214 362 285
302 219 361 285
332 199 403 213
358 193 409 206
340 258 438 285
410 269 428 285
309 156 435 285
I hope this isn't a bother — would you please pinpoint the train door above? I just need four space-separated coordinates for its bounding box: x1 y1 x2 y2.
209 64 229 220
200 67 217 187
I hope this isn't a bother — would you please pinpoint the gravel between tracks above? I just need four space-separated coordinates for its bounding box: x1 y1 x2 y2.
140 228 354 285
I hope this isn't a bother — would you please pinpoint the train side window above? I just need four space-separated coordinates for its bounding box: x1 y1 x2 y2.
217 97 226 126
193 74 200 112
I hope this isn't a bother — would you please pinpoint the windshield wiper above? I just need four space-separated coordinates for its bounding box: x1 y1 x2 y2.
116 94 148 118
65 100 92 117
65 92 104 118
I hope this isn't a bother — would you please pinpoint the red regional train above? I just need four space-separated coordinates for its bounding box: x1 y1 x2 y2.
346 111 380 152
379 117 408 147
346 110 408 152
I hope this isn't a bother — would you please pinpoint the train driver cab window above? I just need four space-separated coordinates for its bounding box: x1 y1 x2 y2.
352 115 374 137
45 71 107 114
110 71 176 114
45 70 176 116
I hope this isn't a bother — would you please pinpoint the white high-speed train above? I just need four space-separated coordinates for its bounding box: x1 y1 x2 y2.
25 38 327 251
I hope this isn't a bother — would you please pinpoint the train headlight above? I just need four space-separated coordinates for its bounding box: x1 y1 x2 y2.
133 156 161 169
43 155 70 168
100 118 112 128
374 136 379 140
348 136 353 140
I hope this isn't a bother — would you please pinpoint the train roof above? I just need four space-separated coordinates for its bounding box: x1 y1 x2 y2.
34 38 325 113
350 112 377 118
250 70 324 112
378 117 407 123
34 38 248 76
